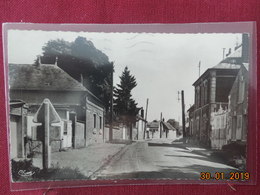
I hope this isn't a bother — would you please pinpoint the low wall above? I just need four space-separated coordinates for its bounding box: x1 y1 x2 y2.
74 122 85 148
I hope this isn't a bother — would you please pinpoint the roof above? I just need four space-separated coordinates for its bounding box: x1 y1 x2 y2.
187 104 195 112
161 121 176 131
9 64 87 92
147 121 159 129
212 62 241 70
193 61 241 86
193 41 246 87
10 100 26 108
227 45 242 58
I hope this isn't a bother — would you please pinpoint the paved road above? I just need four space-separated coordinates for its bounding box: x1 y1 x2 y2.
94 139 238 180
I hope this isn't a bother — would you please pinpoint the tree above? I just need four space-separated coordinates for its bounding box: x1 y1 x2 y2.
114 67 139 139
35 37 113 120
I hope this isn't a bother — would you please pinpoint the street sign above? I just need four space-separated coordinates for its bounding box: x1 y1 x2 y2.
33 99 61 124
33 98 62 170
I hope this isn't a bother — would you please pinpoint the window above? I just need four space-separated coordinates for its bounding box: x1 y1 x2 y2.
93 114 96 128
201 85 204 106
204 81 208 105
99 116 102 129
196 87 200 108
236 115 242 140
238 75 245 103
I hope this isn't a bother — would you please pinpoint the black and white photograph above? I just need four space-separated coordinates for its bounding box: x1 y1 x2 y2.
6 24 250 183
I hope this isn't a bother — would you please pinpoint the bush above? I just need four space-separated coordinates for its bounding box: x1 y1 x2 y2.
11 159 40 181
12 159 87 182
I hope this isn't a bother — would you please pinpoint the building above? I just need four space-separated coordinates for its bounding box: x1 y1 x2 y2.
161 121 177 139
146 120 176 139
147 120 160 139
226 64 249 145
9 100 28 159
187 105 195 138
9 61 105 157
190 34 249 148
135 108 146 140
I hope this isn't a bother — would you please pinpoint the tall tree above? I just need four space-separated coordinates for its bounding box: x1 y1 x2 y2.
114 67 139 139
35 37 113 120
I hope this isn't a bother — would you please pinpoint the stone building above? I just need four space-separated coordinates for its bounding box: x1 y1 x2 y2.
226 64 249 145
9 61 105 156
190 34 249 148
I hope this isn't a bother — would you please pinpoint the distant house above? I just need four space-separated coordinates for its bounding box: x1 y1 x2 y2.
9 61 105 156
147 120 160 139
111 108 146 141
161 121 177 139
146 120 176 139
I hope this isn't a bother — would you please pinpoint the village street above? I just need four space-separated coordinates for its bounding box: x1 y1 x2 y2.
92 139 238 180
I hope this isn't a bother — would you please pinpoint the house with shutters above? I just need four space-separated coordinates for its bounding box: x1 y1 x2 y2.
8 60 105 158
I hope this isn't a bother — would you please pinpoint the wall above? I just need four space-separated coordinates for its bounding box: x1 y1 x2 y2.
136 120 145 140
85 98 104 145
227 66 248 143
74 122 85 148
210 106 228 149
10 106 26 159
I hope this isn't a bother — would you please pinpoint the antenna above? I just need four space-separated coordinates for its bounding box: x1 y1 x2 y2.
177 91 180 102
222 48 226 60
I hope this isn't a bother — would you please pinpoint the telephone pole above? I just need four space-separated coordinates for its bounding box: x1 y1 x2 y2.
181 90 186 143
109 67 113 142
160 112 162 138
143 98 149 139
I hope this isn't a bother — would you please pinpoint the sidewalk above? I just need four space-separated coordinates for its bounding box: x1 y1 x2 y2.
33 142 127 178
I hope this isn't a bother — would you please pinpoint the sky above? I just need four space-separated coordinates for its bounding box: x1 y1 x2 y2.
7 29 242 122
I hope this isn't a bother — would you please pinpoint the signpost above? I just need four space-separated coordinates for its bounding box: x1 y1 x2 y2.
33 99 61 170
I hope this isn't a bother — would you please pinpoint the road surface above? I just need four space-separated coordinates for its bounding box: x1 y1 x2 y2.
93 139 238 180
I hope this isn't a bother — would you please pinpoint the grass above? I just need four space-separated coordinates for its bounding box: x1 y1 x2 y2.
12 159 88 182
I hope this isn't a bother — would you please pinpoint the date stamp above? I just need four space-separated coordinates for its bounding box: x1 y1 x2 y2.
200 172 250 180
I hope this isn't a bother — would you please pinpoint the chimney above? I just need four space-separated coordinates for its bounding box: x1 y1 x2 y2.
226 48 232 57
54 56 58 66
242 33 249 63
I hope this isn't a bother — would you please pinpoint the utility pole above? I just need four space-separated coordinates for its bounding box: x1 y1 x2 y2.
143 98 149 139
181 90 186 143
160 112 162 138
109 67 113 142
